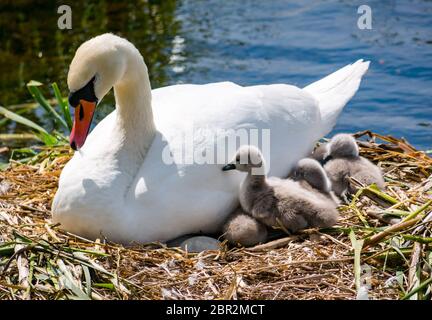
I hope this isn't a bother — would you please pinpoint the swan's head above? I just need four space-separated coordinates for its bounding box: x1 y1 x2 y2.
67 33 142 150
222 145 265 174
292 158 332 193
326 134 359 159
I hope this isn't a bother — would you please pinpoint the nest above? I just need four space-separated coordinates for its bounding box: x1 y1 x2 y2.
0 131 431 300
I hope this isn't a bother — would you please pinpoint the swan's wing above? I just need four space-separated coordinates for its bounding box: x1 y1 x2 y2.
152 82 320 131
148 82 322 177
304 59 370 136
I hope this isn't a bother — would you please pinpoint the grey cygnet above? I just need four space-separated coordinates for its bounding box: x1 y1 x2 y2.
222 207 268 247
291 158 340 204
222 145 339 233
310 143 329 164
323 134 385 198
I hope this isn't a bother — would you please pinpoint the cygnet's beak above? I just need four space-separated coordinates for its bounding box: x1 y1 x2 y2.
222 163 236 171
321 155 333 165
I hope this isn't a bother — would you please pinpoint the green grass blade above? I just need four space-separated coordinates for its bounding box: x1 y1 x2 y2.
0 107 58 145
26 81 68 130
0 107 29 128
402 235 432 244
93 283 115 290
0 104 64 147
0 242 16 256
34 132 59 146
381 209 411 218
402 200 432 222
402 276 432 300
52 82 72 131
0 106 49 134
365 184 399 205
10 148 37 160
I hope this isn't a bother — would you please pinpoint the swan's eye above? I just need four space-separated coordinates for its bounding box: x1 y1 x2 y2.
68 76 98 108
78 103 84 121
236 156 240 162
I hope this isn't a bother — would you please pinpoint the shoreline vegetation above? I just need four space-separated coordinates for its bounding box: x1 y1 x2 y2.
0 82 431 300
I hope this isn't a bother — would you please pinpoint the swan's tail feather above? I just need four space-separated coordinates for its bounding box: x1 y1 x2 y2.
303 59 370 137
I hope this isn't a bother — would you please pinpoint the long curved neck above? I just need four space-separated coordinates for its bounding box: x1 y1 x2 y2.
239 170 267 213
245 172 266 188
111 53 156 177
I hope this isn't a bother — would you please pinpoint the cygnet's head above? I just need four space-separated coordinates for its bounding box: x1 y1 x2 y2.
310 143 329 164
67 33 147 150
292 158 332 193
327 134 359 159
222 145 264 174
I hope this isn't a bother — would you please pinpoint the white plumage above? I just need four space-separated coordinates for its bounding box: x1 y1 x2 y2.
52 34 369 244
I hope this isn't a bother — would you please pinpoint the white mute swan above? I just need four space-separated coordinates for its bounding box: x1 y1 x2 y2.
52 33 369 243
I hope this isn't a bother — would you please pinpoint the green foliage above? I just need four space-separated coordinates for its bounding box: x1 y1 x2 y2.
26 81 69 131
0 81 71 163
52 82 73 131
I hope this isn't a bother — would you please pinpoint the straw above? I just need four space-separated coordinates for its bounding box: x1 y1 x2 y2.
0 131 431 300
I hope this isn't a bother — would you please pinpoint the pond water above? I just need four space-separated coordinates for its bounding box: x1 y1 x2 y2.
1 0 431 154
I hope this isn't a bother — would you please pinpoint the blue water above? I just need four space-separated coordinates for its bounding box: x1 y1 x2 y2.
1 0 431 151
170 0 432 150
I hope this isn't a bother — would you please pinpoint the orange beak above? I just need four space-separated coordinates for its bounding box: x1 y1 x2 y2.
70 99 96 150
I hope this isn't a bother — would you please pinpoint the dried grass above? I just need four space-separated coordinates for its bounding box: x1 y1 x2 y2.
0 131 431 300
